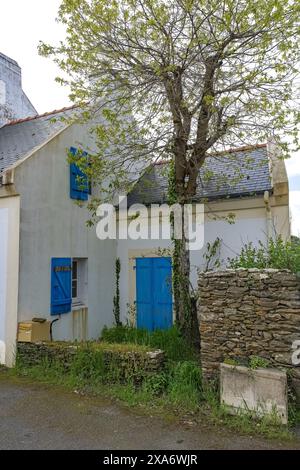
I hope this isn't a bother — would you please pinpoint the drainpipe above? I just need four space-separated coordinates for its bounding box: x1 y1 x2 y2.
50 318 60 341
264 191 273 239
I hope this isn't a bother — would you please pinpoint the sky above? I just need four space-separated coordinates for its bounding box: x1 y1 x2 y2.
0 0 299 235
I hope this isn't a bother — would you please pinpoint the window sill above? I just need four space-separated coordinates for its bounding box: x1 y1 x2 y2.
72 303 88 311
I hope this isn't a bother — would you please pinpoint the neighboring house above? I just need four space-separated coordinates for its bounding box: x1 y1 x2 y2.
0 52 37 127
117 142 290 331
0 106 117 366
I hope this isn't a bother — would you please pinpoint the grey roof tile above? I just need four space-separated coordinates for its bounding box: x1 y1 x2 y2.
0 106 77 174
127 145 272 205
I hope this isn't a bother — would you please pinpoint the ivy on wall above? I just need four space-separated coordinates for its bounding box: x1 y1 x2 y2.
167 161 197 342
113 258 121 326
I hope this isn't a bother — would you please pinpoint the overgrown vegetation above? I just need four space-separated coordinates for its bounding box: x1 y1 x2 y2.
10 325 299 441
228 236 300 274
101 325 197 362
249 356 270 370
223 355 270 369
113 258 121 326
203 237 222 272
167 160 197 345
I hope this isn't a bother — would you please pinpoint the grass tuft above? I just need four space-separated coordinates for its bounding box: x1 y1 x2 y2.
101 325 197 362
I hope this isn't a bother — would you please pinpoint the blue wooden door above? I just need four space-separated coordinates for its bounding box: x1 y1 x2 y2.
136 257 173 331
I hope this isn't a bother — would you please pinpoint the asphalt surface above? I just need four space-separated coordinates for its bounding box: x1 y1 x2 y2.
0 374 299 450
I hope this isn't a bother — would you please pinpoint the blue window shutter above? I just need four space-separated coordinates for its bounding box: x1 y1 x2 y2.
83 151 92 195
51 258 72 315
69 147 89 200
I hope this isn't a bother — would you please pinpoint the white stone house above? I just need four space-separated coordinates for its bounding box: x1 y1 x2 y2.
0 112 290 366
0 106 117 366
0 52 291 365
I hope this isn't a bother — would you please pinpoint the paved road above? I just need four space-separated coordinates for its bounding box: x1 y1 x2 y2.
0 374 299 450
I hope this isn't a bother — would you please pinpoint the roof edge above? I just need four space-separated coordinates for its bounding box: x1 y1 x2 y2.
153 143 267 166
2 104 79 128
0 52 20 68
0 122 71 179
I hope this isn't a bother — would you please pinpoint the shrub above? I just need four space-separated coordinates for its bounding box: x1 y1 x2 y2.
228 236 300 274
167 361 203 411
249 355 270 370
101 325 197 362
69 346 105 382
143 372 169 396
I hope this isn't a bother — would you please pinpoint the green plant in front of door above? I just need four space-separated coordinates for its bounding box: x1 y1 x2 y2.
113 258 122 326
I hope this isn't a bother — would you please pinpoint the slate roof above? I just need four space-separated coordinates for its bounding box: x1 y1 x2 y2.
127 144 272 205
0 105 78 174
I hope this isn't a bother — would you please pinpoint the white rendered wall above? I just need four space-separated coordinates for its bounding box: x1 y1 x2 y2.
0 195 20 366
14 123 116 341
116 201 279 324
0 208 8 364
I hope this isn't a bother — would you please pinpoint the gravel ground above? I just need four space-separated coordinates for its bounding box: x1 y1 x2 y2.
0 374 299 450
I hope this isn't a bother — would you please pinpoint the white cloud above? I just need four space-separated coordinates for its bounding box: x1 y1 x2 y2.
289 191 300 236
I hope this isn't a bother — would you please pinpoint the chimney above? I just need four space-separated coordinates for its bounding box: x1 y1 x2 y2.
0 52 37 127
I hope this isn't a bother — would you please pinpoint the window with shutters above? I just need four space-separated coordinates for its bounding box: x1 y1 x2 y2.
69 147 90 200
51 258 88 315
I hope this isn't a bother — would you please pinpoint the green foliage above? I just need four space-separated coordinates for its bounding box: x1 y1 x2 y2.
167 159 177 206
13 340 298 440
223 357 239 366
143 372 169 396
228 236 300 274
39 0 300 208
289 404 300 427
16 341 153 388
167 161 201 346
249 356 270 370
167 160 195 339
113 258 121 326
203 237 222 271
167 361 203 411
223 356 270 369
101 325 197 362
69 347 105 382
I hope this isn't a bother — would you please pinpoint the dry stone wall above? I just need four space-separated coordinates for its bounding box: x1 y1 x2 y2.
17 342 166 384
198 269 300 398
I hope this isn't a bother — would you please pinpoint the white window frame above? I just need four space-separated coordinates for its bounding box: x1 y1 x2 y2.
72 258 88 308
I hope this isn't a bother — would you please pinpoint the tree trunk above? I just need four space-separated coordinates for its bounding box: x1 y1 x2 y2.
172 204 200 349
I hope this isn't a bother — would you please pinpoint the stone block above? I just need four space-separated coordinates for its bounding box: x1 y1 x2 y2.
220 363 288 424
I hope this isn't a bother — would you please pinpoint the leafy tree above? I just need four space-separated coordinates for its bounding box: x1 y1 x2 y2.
39 0 300 340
